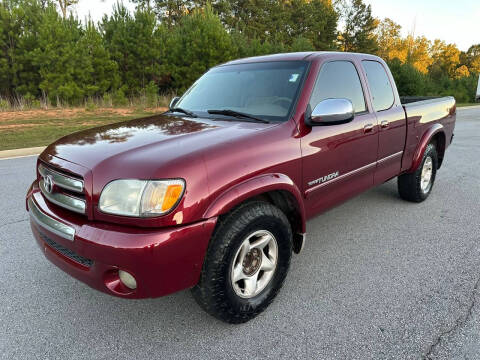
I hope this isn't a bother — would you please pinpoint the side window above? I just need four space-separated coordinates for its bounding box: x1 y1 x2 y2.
309 61 366 113
362 60 395 111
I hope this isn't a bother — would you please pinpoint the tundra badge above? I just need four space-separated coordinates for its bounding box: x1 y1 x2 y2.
308 171 339 187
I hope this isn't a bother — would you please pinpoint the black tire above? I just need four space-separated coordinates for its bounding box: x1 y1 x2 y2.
191 201 293 324
398 143 438 202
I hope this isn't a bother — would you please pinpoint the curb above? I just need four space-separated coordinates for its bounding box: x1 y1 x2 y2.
0 146 45 160
457 105 480 110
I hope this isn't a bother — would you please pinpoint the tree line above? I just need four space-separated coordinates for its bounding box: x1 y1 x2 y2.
0 0 479 108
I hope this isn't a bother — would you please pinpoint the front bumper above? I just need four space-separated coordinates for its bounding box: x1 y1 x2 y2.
27 184 217 298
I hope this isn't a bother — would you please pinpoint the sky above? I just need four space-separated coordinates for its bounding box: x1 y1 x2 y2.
363 0 479 51
74 0 479 51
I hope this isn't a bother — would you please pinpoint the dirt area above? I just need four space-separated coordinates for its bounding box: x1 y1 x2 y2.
0 107 168 122
0 124 37 130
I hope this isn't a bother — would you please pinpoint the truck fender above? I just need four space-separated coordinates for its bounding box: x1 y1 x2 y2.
203 173 307 234
409 123 445 172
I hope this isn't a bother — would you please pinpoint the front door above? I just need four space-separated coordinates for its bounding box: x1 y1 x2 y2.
301 60 379 217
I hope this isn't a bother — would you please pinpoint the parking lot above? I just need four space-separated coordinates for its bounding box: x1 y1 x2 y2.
1 107 479 359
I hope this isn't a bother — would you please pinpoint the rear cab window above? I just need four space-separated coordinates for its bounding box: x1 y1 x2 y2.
362 61 395 111
309 61 367 113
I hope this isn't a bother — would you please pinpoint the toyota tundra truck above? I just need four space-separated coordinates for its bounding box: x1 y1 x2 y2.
26 52 456 323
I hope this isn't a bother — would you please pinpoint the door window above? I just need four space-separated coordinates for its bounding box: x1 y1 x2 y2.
362 61 395 111
309 61 366 113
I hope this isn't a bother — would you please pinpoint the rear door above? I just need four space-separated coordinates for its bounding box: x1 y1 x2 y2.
302 59 378 216
362 60 407 184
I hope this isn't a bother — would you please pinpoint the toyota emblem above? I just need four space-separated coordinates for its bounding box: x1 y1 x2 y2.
44 174 54 194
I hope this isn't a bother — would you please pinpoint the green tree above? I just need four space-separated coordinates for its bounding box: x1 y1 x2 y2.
405 36 432 74
429 40 461 79
281 0 338 50
131 0 229 27
454 65 470 79
290 36 315 52
76 20 119 97
100 3 165 94
57 0 78 18
464 44 480 74
375 18 402 61
339 0 378 53
132 0 191 26
231 31 286 58
133 0 338 50
388 58 428 96
30 5 85 103
162 5 235 91
0 0 46 100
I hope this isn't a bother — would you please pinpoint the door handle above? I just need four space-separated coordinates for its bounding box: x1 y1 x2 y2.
380 120 389 128
363 123 374 133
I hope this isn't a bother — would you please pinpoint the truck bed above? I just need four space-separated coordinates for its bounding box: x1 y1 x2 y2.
400 96 456 172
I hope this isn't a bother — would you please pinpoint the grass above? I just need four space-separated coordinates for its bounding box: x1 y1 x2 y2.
0 107 167 151
457 103 479 107
2 97 476 152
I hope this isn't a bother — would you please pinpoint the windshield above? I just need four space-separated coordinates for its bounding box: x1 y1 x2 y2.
175 61 308 122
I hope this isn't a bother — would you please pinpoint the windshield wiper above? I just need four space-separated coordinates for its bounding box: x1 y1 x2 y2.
168 107 197 118
207 109 270 123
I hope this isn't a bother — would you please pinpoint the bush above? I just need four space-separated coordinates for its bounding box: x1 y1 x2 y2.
102 93 113 107
145 81 159 107
290 37 315 52
389 58 478 102
113 87 128 106
85 98 97 111
0 98 10 111
388 59 427 96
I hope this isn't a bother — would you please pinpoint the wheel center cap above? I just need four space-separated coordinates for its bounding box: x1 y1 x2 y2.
242 248 262 276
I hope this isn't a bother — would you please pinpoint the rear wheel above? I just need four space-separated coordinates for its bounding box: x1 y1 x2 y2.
398 143 438 202
191 201 292 324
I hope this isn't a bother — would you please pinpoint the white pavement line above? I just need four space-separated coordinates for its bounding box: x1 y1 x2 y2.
0 146 45 160
0 154 39 161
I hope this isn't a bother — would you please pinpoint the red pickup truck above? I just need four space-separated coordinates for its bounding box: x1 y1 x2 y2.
26 52 456 323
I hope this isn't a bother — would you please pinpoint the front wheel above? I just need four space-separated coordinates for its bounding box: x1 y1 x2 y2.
398 143 438 202
191 201 292 324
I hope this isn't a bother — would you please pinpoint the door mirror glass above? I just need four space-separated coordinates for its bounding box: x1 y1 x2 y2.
169 96 180 109
309 98 354 125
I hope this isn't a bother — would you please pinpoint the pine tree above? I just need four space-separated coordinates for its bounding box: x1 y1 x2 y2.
100 3 165 95
339 0 377 53
162 5 235 91
57 0 78 18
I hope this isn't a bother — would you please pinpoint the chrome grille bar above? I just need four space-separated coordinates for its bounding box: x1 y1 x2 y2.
38 164 84 193
39 179 86 214
28 197 75 241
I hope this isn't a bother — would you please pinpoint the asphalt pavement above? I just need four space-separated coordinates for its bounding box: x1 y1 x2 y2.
1 107 479 359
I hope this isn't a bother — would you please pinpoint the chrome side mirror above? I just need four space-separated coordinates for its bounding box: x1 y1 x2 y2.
169 96 180 109
308 98 354 126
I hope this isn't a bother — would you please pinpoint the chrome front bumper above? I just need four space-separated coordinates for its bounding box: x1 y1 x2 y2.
28 197 75 241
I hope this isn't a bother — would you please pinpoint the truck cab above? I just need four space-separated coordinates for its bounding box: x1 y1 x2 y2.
26 52 456 323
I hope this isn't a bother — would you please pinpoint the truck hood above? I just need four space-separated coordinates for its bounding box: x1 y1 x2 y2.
42 113 275 177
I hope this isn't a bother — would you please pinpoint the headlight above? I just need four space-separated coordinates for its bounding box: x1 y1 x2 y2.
99 179 185 217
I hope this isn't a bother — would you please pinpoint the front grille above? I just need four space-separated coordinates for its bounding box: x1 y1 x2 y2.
38 163 87 215
39 232 93 268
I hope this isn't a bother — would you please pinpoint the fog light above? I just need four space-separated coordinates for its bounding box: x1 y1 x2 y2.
118 270 137 290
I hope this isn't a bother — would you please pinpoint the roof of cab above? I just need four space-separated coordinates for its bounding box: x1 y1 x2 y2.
222 51 382 66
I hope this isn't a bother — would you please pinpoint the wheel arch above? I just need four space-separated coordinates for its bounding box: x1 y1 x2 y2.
409 124 446 172
203 173 307 236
